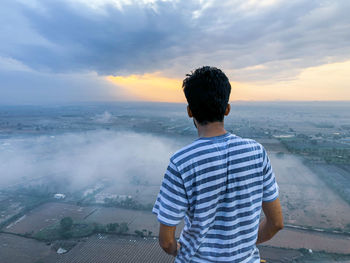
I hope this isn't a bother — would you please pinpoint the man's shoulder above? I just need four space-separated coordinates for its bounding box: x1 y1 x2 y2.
170 138 206 164
227 136 264 156
239 137 264 150
170 133 264 166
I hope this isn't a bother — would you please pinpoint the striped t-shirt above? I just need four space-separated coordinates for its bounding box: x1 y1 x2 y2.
153 132 279 263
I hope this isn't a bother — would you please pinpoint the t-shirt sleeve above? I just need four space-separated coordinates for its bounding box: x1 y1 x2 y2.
261 147 279 202
152 160 188 226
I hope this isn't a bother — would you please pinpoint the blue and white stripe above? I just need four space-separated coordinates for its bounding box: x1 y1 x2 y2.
153 133 278 263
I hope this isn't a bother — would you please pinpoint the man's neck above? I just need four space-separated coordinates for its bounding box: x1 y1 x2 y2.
197 121 227 138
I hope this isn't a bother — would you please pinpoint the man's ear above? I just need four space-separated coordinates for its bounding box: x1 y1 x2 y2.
224 104 231 116
187 105 193 118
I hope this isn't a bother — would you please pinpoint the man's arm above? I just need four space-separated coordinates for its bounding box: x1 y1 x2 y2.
256 198 284 244
159 223 180 256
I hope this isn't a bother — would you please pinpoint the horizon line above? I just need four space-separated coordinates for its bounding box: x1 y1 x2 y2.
0 99 349 107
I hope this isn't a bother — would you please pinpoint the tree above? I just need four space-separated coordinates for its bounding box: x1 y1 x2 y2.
60 217 73 232
119 222 129 234
61 231 72 239
107 223 119 232
93 223 107 233
135 230 144 237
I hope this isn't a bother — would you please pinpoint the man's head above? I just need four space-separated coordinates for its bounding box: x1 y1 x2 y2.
182 66 231 125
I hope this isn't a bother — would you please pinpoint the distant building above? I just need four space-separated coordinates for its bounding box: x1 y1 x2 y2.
57 247 68 254
54 193 66 199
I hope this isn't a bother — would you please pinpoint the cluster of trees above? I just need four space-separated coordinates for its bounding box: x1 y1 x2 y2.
105 222 129 234
103 197 153 211
58 217 129 239
58 217 156 240
280 137 350 164
134 229 153 237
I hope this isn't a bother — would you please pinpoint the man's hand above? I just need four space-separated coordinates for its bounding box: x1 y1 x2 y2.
159 223 179 256
177 241 181 251
256 198 284 244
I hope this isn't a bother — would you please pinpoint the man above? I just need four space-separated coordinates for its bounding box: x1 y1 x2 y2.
152 66 283 262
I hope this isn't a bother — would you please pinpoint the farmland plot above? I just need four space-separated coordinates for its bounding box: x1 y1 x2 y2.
265 228 350 254
270 152 350 230
55 235 174 263
5 202 95 234
0 233 55 263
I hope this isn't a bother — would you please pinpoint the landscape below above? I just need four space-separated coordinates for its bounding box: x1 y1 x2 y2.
0 101 349 263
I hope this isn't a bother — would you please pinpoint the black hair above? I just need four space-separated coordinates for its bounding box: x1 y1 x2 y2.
182 66 231 125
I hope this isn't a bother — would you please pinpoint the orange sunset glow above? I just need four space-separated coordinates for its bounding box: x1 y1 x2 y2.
107 60 350 102
107 73 184 102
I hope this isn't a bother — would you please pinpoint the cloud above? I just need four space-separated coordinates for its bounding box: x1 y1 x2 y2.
2 0 191 75
2 0 350 77
0 67 128 105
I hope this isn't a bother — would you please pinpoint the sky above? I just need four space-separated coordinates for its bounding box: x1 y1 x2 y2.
1 0 350 104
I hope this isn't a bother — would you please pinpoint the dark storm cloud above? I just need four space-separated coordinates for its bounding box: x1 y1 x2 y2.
1 0 192 75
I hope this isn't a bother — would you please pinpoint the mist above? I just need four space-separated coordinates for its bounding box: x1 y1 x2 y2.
0 130 178 191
